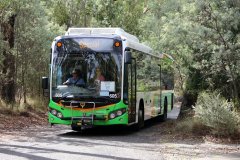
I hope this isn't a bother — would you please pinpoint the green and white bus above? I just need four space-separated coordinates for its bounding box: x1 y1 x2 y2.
42 28 174 131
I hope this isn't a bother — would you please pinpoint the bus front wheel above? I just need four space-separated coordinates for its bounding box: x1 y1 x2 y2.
71 124 82 132
136 106 144 130
132 106 144 131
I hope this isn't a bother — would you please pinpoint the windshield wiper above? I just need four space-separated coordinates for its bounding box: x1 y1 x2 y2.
96 96 117 102
72 95 117 103
58 92 75 100
55 93 117 103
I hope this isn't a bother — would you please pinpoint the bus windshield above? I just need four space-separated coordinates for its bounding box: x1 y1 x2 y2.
51 37 122 102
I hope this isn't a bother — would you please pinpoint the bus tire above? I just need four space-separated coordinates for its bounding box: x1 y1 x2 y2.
71 125 82 132
171 93 174 110
159 97 168 122
137 107 144 129
133 104 144 131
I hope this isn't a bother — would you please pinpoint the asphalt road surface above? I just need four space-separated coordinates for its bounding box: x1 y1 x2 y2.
0 105 239 160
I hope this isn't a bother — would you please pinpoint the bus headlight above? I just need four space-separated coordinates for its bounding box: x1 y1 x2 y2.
109 108 126 119
57 112 63 119
49 108 64 119
116 110 123 116
109 113 116 119
51 109 57 115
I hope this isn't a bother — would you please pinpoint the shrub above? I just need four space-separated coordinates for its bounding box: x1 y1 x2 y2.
175 117 210 135
175 118 195 133
194 91 240 136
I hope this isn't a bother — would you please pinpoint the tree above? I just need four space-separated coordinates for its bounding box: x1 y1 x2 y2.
0 0 17 103
140 0 240 109
14 0 65 104
0 0 65 105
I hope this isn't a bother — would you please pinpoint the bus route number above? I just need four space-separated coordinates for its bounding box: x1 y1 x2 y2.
109 94 117 98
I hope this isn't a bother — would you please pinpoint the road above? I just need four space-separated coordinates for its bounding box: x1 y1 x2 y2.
0 105 239 160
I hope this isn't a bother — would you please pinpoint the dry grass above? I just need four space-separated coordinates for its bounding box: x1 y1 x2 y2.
174 117 240 143
0 97 48 133
0 107 48 132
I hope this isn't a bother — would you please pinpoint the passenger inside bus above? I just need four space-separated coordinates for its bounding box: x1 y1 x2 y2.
95 67 105 81
94 67 105 91
63 69 85 87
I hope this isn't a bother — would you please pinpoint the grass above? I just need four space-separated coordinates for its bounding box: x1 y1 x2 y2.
174 91 240 142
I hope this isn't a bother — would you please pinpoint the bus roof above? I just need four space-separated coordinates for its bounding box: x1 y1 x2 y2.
65 28 154 55
65 28 139 42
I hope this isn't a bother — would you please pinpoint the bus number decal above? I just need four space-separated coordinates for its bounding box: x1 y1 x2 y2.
109 94 117 98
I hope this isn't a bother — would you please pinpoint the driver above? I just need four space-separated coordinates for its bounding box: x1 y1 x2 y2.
63 69 85 87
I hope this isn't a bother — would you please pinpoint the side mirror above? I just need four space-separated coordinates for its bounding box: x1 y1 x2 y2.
42 77 49 97
42 77 49 89
124 51 132 64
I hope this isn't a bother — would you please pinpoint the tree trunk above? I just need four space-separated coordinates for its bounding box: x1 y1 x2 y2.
227 64 240 108
0 14 17 103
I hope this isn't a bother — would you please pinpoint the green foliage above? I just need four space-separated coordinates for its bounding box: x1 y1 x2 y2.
48 0 145 36
0 0 65 105
94 0 145 36
140 0 240 108
195 91 240 136
50 0 95 27
0 0 146 106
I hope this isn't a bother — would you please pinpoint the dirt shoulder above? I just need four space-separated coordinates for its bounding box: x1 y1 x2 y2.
0 108 48 133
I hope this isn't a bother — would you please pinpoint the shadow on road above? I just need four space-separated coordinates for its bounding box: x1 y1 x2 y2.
58 117 163 137
0 144 138 160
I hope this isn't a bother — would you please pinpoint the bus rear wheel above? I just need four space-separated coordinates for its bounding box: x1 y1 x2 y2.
138 108 144 128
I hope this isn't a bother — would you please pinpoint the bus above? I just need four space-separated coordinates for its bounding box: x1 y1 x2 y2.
42 28 174 131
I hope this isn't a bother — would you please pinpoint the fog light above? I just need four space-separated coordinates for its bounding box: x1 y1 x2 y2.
51 109 57 115
57 112 63 118
109 113 116 119
116 110 123 116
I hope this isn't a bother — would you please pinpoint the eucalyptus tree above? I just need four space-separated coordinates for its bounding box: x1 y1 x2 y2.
140 0 240 108
49 0 95 28
0 0 64 105
94 0 145 36
48 0 145 36
14 0 65 104
140 0 194 94
0 0 17 103
191 0 240 106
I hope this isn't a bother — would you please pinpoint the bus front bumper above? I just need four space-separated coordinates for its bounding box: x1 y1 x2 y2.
48 112 128 126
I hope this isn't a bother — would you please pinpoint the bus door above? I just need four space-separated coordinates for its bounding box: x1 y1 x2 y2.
128 58 136 123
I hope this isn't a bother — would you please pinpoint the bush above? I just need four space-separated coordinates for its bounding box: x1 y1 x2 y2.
175 118 195 133
175 117 211 136
195 91 240 136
